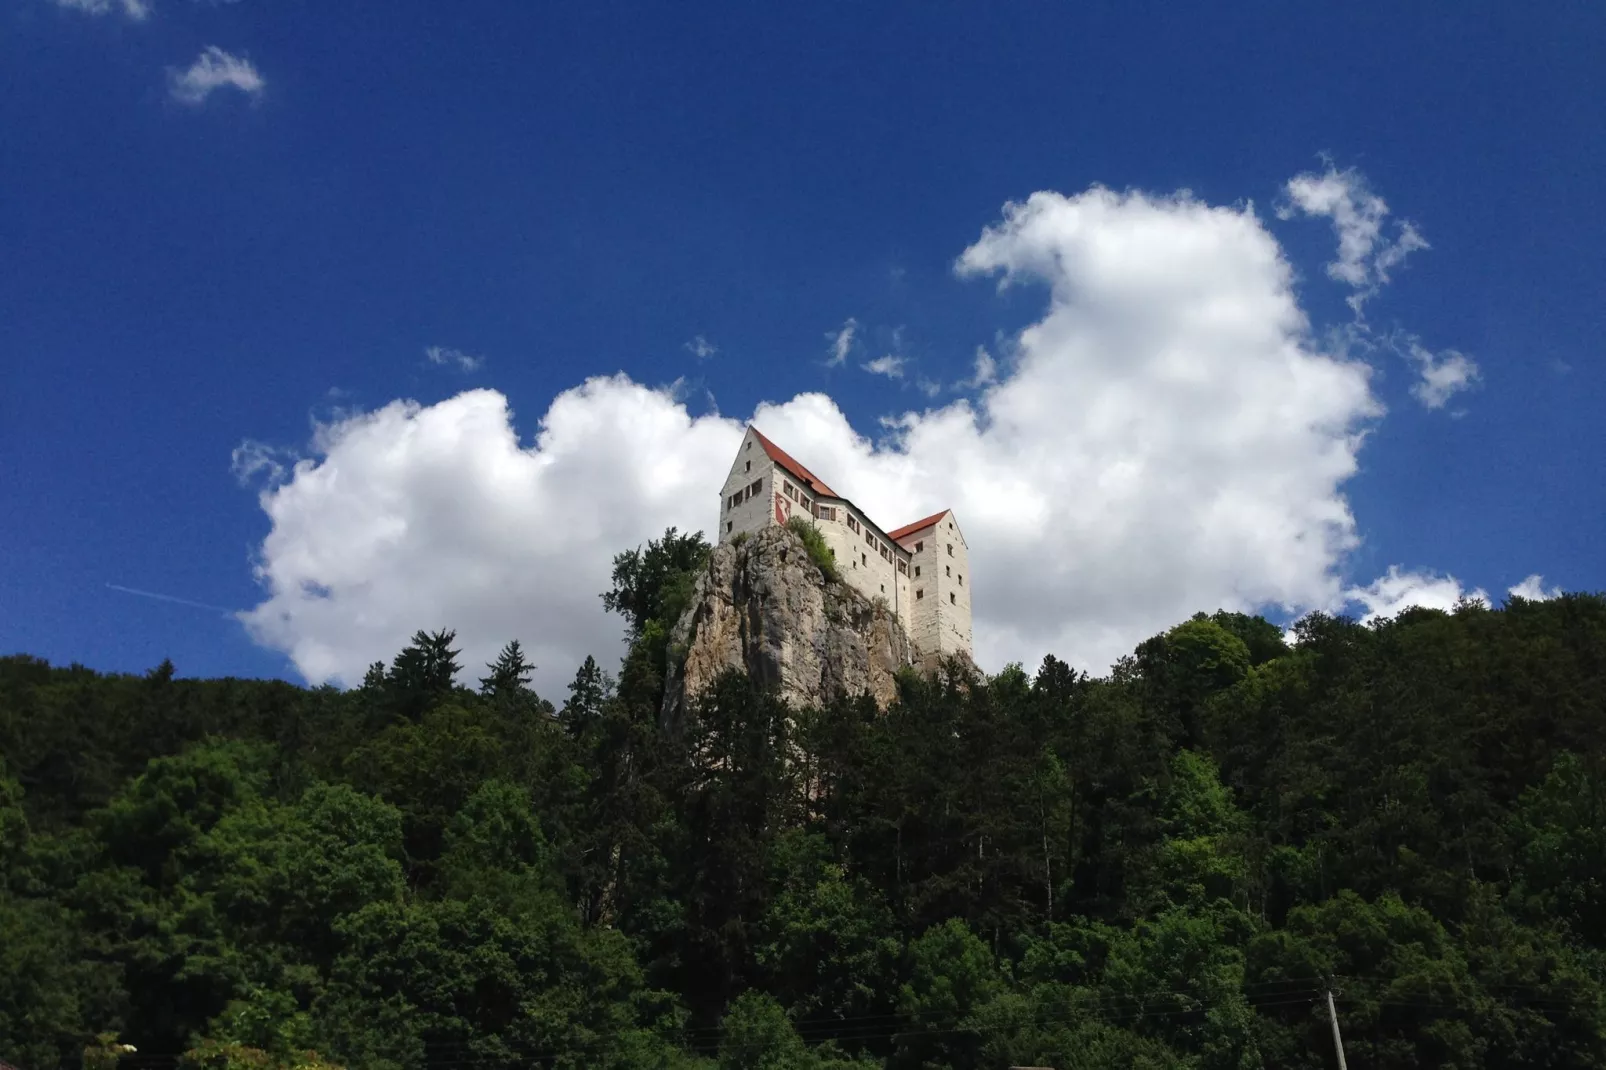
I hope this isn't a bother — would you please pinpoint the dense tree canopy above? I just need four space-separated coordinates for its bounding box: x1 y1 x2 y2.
2 535 1604 1069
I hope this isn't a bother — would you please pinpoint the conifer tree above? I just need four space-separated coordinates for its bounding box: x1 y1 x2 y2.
384 627 461 720
479 639 534 698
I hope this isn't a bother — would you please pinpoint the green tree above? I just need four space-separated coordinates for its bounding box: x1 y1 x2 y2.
479 640 534 699
602 527 711 641
383 628 463 721
754 831 900 1030
1508 751 1606 945
893 918 1005 1069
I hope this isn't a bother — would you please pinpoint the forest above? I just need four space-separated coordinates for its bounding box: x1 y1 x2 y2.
3 527 1605 1069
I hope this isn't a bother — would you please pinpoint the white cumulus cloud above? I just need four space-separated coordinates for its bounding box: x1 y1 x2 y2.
961 347 998 389
169 46 264 105
862 354 906 379
239 380 739 696
1508 574 1562 602
425 345 484 373
231 439 295 486
240 181 1465 697
1396 335 1479 410
1343 565 1490 624
1279 164 1427 312
825 318 858 367
53 0 150 19
1279 164 1479 412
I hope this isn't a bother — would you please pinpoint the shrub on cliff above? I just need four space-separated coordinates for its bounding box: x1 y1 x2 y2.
785 515 839 583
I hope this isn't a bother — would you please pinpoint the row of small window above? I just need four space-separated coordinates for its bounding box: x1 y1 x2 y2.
914 589 959 605
808 495 894 559
910 539 957 558
725 478 763 510
908 564 964 585
781 480 814 512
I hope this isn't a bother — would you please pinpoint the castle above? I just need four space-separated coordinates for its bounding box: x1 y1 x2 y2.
718 426 972 666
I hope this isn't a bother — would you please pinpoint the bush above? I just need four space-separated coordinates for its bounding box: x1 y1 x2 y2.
785 516 838 583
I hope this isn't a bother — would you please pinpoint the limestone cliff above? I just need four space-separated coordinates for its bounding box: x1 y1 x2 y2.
662 525 915 722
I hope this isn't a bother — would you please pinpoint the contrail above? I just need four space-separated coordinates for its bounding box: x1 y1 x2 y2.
106 583 236 615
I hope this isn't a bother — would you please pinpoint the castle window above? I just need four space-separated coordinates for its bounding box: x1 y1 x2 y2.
946 565 951 577
861 553 867 566
897 560 907 575
815 505 836 521
916 588 924 600
880 584 885 593
950 592 956 604
745 460 751 472
915 541 923 553
947 543 953 556
784 482 795 500
914 565 921 577
726 521 732 533
958 574 963 586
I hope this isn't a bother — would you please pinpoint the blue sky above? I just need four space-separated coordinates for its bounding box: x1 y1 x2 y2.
2 1 1602 694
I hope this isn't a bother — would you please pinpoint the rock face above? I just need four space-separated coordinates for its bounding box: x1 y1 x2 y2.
663 525 915 723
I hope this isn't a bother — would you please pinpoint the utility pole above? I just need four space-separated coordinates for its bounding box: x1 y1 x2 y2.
1325 989 1350 1070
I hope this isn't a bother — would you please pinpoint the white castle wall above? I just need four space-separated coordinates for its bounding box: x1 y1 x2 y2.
805 497 910 632
716 429 967 667
718 440 777 543
898 513 972 665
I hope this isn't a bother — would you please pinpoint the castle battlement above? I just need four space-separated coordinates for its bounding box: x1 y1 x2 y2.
717 426 972 667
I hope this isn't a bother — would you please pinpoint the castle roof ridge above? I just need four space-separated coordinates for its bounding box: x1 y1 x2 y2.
748 425 840 498
887 509 951 542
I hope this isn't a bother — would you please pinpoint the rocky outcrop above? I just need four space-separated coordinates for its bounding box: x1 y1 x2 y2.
662 525 915 723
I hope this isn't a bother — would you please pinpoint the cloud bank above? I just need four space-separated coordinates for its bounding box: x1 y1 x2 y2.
238 180 1524 698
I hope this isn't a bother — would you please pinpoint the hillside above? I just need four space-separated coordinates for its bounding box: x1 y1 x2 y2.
3 534 1605 1069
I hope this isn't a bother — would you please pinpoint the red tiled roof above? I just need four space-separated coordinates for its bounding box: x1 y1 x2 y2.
887 510 949 542
749 426 839 499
